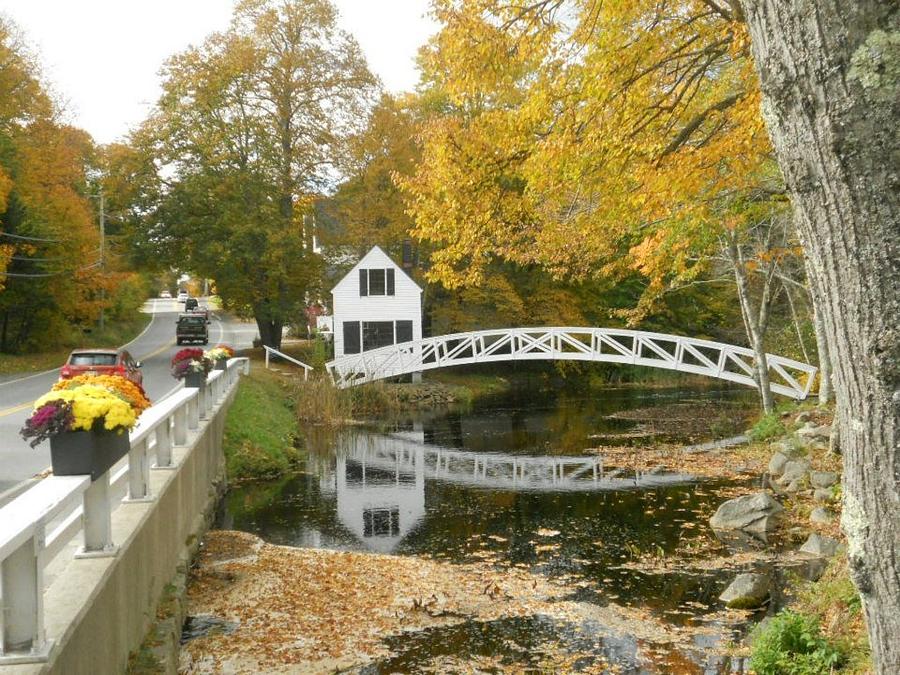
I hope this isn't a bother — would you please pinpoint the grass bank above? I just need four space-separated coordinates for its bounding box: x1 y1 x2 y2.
223 364 302 481
0 310 151 376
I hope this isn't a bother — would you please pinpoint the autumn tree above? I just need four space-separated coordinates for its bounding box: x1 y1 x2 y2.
139 0 377 348
0 17 137 352
402 0 808 410
327 94 422 258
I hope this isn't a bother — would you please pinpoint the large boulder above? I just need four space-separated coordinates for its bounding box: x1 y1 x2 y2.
778 458 811 486
768 451 790 476
719 573 772 609
814 488 837 504
799 533 842 558
810 507 835 524
797 422 832 441
770 440 805 459
710 492 784 533
809 471 838 489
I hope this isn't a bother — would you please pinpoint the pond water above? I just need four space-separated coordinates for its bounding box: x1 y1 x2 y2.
217 383 769 672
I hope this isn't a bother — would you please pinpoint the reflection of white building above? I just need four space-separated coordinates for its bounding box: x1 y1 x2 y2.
334 431 426 554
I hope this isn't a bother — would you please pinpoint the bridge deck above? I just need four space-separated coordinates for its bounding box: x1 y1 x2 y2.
327 327 818 399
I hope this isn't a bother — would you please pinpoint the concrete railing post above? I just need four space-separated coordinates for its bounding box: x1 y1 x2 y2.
0 529 44 655
126 438 151 502
173 404 188 445
188 395 199 430
154 419 173 469
198 385 208 420
80 472 114 556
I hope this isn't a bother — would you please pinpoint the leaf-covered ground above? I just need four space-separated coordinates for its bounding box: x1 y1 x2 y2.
180 531 731 673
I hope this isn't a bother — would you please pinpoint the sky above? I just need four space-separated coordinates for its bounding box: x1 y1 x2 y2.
0 0 437 144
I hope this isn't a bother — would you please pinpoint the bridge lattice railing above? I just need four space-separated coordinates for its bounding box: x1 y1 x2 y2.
326 327 817 399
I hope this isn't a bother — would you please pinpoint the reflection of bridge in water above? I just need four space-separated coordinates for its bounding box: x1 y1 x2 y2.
337 430 695 493
325 428 699 553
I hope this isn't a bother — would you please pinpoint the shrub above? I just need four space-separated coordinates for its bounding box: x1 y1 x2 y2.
750 610 843 675
750 412 787 441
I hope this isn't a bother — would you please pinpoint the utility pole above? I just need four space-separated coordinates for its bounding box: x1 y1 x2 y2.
99 193 105 332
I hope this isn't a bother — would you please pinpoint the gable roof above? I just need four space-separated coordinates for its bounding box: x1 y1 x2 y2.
331 245 423 294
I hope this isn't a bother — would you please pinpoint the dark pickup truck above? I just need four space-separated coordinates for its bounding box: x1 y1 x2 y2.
176 313 209 345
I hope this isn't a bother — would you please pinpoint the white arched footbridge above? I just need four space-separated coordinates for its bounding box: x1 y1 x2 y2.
327 327 818 399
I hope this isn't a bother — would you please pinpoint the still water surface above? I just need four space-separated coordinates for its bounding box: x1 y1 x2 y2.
218 384 763 672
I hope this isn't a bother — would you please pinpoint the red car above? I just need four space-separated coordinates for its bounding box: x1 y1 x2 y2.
60 349 144 386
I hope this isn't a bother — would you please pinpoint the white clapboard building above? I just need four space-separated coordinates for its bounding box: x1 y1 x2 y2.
331 246 423 366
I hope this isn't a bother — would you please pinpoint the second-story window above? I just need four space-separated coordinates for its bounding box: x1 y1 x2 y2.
359 268 395 296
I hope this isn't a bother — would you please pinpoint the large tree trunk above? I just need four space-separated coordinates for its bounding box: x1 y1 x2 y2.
741 3 899 671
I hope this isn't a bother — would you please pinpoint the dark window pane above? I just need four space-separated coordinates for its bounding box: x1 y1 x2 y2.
364 507 400 537
359 269 368 296
70 353 117 366
343 321 361 354
386 268 395 295
369 268 386 295
396 320 413 343
363 321 394 350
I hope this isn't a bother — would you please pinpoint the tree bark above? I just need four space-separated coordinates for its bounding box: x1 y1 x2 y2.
742 3 899 671
812 304 832 406
724 233 777 413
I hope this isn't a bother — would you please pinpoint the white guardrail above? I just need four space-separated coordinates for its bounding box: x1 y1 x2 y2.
263 345 312 381
0 357 249 663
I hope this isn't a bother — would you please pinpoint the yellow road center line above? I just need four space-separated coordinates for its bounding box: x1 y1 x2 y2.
0 401 33 418
0 340 176 418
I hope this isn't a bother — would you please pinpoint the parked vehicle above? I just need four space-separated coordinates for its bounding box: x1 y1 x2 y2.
160 289 172 299
60 349 143 385
177 291 188 302
176 313 209 345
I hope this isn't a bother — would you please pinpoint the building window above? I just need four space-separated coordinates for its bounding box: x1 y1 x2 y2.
363 321 394 350
396 320 413 344
343 321 361 354
363 507 400 537
359 268 395 297
369 269 386 295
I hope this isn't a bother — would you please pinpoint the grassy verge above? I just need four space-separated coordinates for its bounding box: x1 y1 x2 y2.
750 559 870 674
223 365 303 481
0 310 151 376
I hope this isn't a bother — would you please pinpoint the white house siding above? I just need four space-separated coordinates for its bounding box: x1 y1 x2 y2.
331 246 423 359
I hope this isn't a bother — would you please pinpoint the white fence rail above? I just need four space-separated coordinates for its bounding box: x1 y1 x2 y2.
0 357 248 663
327 327 818 400
263 345 312 380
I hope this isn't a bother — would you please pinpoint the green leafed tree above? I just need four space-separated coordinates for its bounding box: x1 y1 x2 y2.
139 0 377 348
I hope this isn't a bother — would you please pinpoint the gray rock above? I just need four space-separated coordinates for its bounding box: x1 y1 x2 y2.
778 458 811 485
785 479 804 493
800 533 842 557
814 488 837 504
798 423 832 441
710 492 784 533
719 573 772 609
768 452 789 476
810 507 835 524
809 471 838 489
770 440 805 458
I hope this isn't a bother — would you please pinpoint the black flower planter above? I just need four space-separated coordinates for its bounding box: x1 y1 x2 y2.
49 430 130 481
214 360 227 371
184 371 207 388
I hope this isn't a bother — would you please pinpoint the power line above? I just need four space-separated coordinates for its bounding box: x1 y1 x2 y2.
2 261 101 278
0 232 62 243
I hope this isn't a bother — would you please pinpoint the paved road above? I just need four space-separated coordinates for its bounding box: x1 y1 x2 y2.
0 299 259 492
